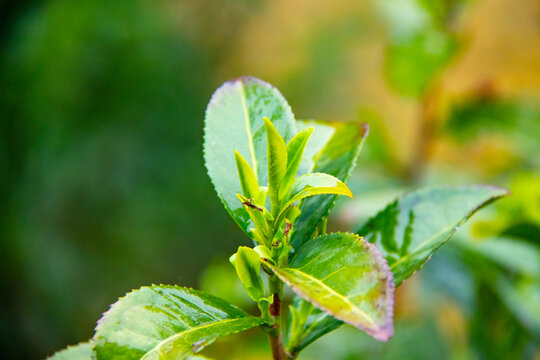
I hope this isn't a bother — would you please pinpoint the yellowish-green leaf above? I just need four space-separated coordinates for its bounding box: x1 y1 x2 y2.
234 150 259 200
264 117 288 209
204 77 296 237
236 194 268 242
93 285 264 360
290 121 368 250
47 342 92 360
234 247 265 301
253 245 273 261
279 127 314 200
265 233 394 343
279 173 352 221
290 185 508 354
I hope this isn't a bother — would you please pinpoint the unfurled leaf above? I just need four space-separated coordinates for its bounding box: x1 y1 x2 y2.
234 151 259 200
264 117 288 208
286 173 352 205
253 245 273 262
277 173 352 224
204 77 296 236
234 247 265 301
279 127 314 200
265 233 394 344
93 285 264 360
287 185 509 352
290 121 368 250
357 185 509 286
47 342 92 360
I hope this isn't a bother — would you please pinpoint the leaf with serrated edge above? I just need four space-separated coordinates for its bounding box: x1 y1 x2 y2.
266 233 394 342
289 185 508 353
93 285 263 360
290 121 368 250
358 185 509 286
47 342 92 360
204 77 296 237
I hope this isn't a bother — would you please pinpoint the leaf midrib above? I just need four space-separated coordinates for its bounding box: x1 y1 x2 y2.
275 266 376 327
239 83 258 179
388 223 455 272
378 192 506 275
141 317 251 359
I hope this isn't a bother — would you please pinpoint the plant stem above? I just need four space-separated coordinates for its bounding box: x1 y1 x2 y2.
269 329 287 360
268 274 287 360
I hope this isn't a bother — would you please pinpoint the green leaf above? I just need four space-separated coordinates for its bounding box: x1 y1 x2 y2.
265 233 394 344
47 342 92 360
286 173 352 205
233 246 266 301
204 77 296 236
93 285 264 360
290 121 368 250
357 185 509 286
279 127 314 200
287 185 508 353
276 173 352 229
236 193 269 242
234 151 259 200
264 117 288 208
253 245 273 262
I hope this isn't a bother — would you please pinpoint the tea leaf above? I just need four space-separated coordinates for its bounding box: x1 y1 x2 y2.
93 285 264 359
234 246 265 301
287 185 508 353
264 117 288 208
279 127 314 200
282 173 352 211
357 185 509 286
234 151 259 200
47 342 92 360
290 121 368 250
265 233 394 343
204 77 296 237
275 173 352 229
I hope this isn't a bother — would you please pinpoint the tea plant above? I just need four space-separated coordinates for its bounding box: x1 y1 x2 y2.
48 77 508 360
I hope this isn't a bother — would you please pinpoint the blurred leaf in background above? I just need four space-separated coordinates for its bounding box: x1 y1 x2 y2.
0 0 254 358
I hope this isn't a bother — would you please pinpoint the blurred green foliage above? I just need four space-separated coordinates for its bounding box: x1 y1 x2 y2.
1 0 539 359
0 0 248 358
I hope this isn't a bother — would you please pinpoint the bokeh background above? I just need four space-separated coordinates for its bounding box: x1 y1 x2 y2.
1 0 539 359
